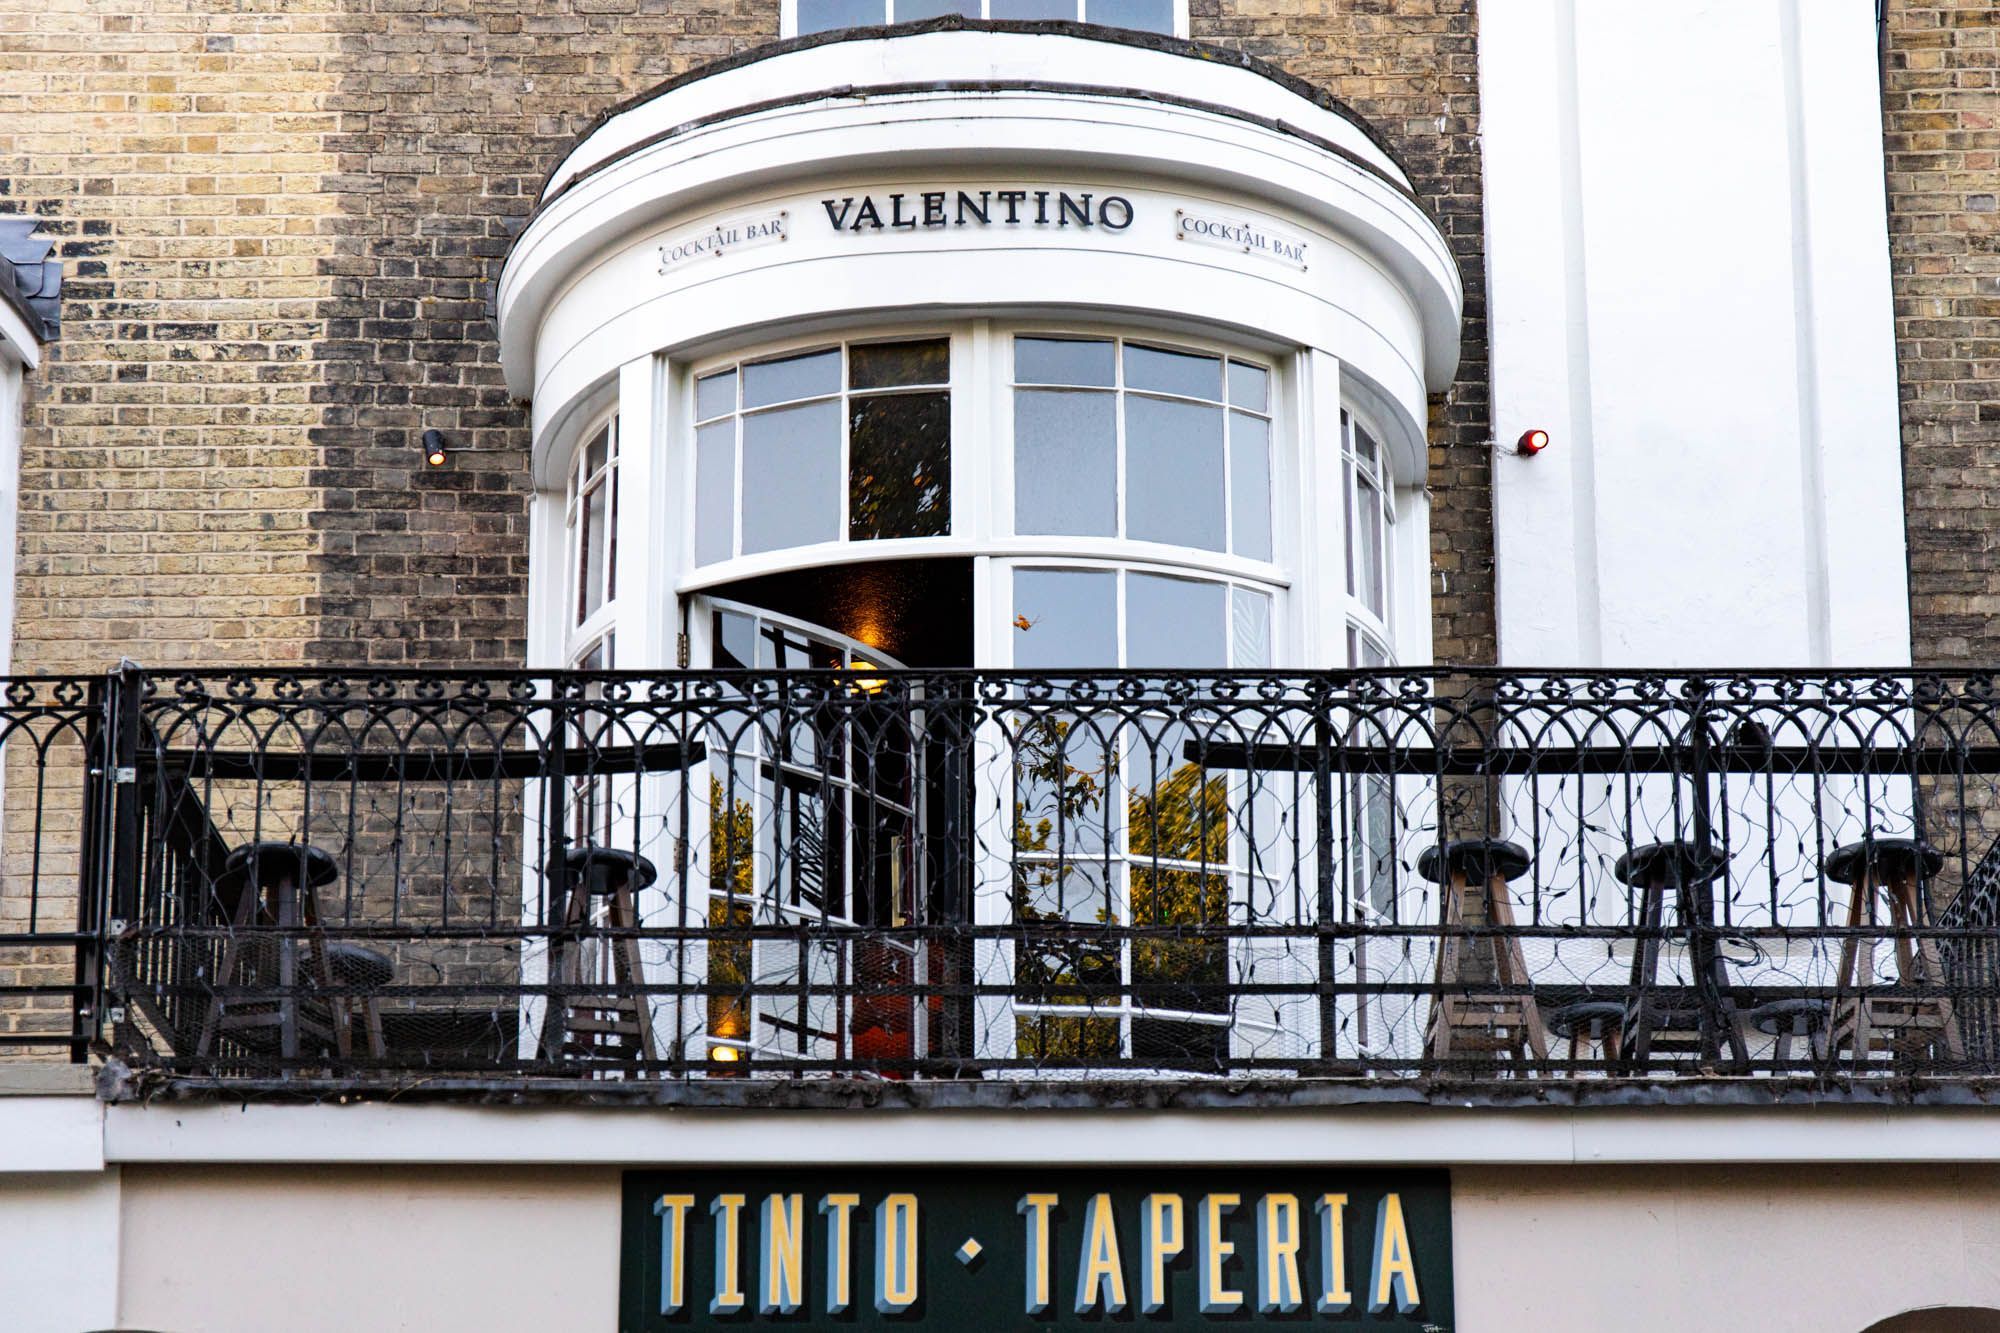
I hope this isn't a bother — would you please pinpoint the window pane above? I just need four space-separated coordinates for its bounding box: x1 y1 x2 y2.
850 339 949 390
1014 389 1115 536
741 400 841 554
1125 344 1222 400
796 0 882 32
1232 587 1271 667
714 609 756 669
849 391 950 540
695 420 735 565
1126 395 1224 550
1355 472 1386 617
743 349 840 409
1083 0 1174 31
1354 424 1381 472
895 0 978 17
1229 410 1272 561
1015 337 1114 387
584 425 609 478
578 481 607 621
1013 568 1116 669
992 0 1075 14
695 370 736 423
1227 361 1268 413
1348 625 1391 669
1127 573 1224 668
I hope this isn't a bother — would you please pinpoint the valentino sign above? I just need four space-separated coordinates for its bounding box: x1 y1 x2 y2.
820 188 1135 233
618 1168 1453 1331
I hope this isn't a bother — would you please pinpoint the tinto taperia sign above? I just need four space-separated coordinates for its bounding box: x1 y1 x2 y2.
618 1168 1452 1331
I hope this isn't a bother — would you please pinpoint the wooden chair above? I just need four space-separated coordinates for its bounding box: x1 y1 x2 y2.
540 846 661 1069
1824 837 1964 1067
1419 838 1549 1072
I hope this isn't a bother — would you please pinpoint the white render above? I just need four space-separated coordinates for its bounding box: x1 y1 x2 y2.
1481 0 1910 668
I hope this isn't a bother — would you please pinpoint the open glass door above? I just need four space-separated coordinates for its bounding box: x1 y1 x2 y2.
695 598 933 1076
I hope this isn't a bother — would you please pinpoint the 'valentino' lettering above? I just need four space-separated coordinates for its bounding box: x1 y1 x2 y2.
820 187 1135 234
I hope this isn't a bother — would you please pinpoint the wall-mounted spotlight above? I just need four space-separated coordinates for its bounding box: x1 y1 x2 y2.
1516 428 1550 457
422 429 448 467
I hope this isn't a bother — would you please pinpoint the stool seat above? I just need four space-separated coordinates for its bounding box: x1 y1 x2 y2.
1746 997 1827 1037
553 845 660 895
219 842 339 892
1824 837 1942 886
324 941 393 990
1613 840 1725 888
1545 1001 1625 1040
1417 839 1531 885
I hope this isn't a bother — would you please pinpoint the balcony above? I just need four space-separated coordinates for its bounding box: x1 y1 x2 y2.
5 667 2000 1103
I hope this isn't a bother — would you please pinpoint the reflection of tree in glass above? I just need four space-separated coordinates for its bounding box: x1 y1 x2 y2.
1011 716 1121 1060
708 776 756 1046
849 393 950 541
1129 761 1231 1020
1008 721 1236 1063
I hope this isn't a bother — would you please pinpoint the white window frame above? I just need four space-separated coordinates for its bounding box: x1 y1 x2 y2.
563 411 620 665
1339 404 1398 668
780 0 1189 40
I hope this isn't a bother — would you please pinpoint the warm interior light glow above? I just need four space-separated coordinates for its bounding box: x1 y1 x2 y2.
710 1044 741 1063
847 658 887 694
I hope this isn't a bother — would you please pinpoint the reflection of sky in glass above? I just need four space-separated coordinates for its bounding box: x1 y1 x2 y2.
695 369 736 422
1128 573 1224 668
1015 389 1115 536
1126 344 1222 399
694 420 734 565
1016 337 1114 387
1013 568 1115 668
1230 411 1271 560
742 349 839 409
741 400 840 554
1126 396 1224 550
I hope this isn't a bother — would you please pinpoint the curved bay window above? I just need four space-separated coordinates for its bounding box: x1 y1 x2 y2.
1342 407 1396 668
788 0 1180 37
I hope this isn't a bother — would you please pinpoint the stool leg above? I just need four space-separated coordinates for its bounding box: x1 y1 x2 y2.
1486 873 1547 1067
1427 873 1468 1061
196 876 262 1058
538 874 593 1061
612 881 660 1064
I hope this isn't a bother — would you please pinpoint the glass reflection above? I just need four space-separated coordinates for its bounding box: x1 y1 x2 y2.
741 400 840 554
1015 389 1115 536
1126 395 1224 550
849 392 950 540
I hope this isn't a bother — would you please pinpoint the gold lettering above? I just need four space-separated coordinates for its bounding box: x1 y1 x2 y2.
1369 1193 1421 1314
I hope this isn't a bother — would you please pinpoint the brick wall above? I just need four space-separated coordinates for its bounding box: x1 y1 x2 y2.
1885 0 2000 666
0 0 339 675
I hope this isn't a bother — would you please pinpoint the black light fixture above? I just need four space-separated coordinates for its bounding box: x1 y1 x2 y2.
422 429 447 467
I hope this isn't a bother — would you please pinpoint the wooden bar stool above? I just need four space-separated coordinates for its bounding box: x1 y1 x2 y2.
197 842 340 1062
1824 837 1963 1066
1613 840 1746 1072
1418 838 1549 1071
1546 1000 1625 1073
323 939 393 1060
540 846 661 1069
1745 997 1828 1071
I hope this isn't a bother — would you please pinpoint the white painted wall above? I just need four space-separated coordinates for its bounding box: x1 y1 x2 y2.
1455 1164 2000 1333
0 1170 120 1333
1482 0 1909 668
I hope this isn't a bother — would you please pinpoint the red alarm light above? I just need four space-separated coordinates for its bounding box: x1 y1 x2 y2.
1516 428 1550 456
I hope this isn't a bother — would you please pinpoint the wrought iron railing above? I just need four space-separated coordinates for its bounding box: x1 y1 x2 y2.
10 665 2000 1093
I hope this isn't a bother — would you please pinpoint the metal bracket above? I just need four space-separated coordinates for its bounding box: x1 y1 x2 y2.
112 766 136 784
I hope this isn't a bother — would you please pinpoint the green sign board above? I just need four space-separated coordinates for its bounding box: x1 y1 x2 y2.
619 1167 1452 1331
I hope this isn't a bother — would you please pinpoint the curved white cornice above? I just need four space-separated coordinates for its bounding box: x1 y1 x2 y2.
497 27 1463 404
